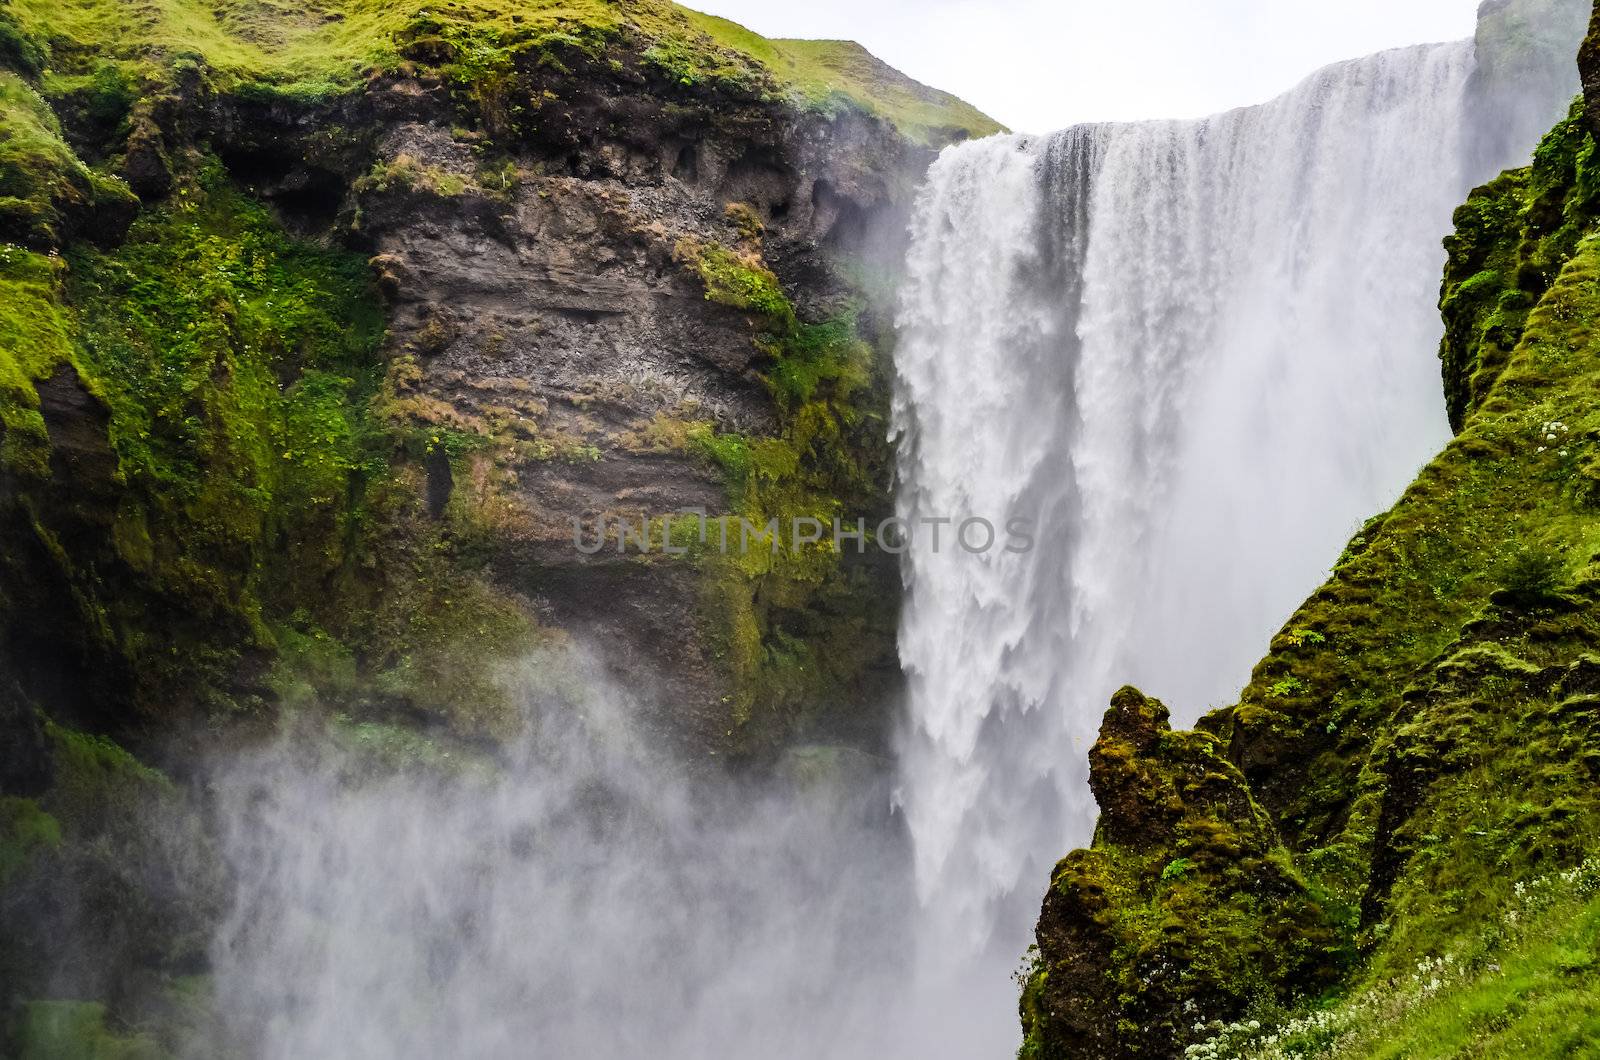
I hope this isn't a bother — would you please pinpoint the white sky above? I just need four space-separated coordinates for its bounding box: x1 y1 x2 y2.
685 0 1485 133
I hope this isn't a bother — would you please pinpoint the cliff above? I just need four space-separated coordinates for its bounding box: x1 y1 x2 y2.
1022 8 1600 1058
0 0 1007 749
0 0 997 1049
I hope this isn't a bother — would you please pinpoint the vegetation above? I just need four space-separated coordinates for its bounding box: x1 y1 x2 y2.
0 0 977 762
0 718 215 1057
672 231 898 745
5 0 999 145
0 0 992 1047
14 1001 163 1060
679 11 1003 144
1 113 538 734
1438 99 1600 429
0 70 135 247
1020 689 1345 1060
1187 860 1600 1059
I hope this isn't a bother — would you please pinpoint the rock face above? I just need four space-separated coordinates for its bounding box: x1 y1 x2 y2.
1586 0 1600 133
1024 7 1600 1055
1466 0 1591 171
337 67 929 751
0 2 975 759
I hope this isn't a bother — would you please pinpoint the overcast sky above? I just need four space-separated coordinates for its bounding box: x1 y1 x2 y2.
685 0 1485 133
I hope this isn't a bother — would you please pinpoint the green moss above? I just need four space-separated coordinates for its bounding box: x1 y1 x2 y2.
0 796 60 885
1026 689 1343 1059
1440 99 1600 430
1347 872 1600 1058
1194 861 1600 1059
681 11 1004 144
0 243 73 477
11 157 388 712
0 717 218 1058
15 1001 161 1060
0 1 43 77
44 721 172 830
672 235 895 746
1033 99 1600 1059
688 241 795 322
1 138 535 732
353 153 473 199
9 0 997 147
1233 126 1600 846
0 71 135 248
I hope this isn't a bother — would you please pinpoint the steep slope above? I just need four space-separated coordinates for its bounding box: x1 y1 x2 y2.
1021 9 1600 1058
682 12 1002 146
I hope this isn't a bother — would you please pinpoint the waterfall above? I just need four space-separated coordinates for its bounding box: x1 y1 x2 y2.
892 37 1540 989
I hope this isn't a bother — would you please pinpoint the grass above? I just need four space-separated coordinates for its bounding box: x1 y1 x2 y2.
681 10 1003 143
9 0 999 145
1191 861 1600 1060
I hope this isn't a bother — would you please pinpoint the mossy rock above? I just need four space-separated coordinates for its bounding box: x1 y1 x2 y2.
1022 689 1341 1060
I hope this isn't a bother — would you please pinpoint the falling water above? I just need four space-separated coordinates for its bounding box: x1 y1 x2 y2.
892 31 1574 1034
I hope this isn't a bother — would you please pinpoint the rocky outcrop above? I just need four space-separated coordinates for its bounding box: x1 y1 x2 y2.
1020 690 1339 1060
1466 0 1590 172
1582 0 1600 134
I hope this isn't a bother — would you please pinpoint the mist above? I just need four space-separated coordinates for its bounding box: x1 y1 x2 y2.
199 644 1011 1059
